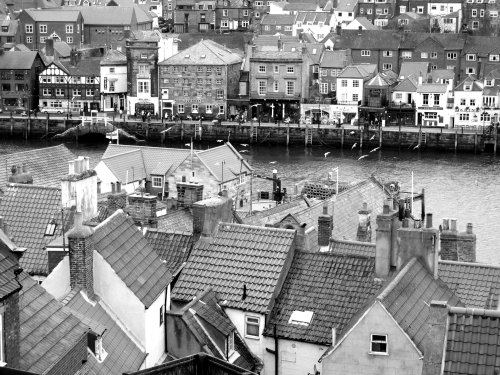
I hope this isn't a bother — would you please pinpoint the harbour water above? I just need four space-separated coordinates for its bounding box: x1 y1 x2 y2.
1 138 498 264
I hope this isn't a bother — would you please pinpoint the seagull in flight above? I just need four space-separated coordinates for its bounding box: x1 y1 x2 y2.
370 146 380 153
216 139 224 143
358 155 369 161
413 144 420 150
324 152 331 158
160 126 173 134
370 134 376 140
351 143 357 150
349 131 356 135
185 143 191 146
240 143 249 147
269 161 277 164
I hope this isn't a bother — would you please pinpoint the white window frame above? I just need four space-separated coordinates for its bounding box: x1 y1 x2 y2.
466 54 476 61
447 52 457 60
383 63 392 70
219 105 225 114
39 24 47 33
383 50 392 57
245 315 260 338
25 24 33 33
369 334 388 355
152 176 163 188
286 81 294 95
178 104 184 113
361 50 371 57
258 65 266 73
26 36 32 43
192 104 199 113
258 80 266 95
67 36 73 44
490 54 500 62
66 24 73 34
287 66 294 74
273 80 279 92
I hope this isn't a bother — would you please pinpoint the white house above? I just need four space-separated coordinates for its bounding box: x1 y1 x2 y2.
334 0 358 24
100 49 128 112
453 76 485 128
293 12 335 41
336 64 377 105
415 77 453 127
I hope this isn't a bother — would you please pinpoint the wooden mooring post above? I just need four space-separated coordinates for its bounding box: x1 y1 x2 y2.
341 127 344 149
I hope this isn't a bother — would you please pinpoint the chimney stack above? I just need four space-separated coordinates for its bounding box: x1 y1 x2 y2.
45 38 54 57
192 193 233 239
356 202 372 242
8 164 33 185
127 193 158 228
397 214 439 278
422 301 449 375
375 203 400 278
440 219 476 262
67 212 95 300
318 200 333 246
4 286 21 368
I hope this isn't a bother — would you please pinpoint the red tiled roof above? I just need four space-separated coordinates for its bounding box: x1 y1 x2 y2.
172 223 296 313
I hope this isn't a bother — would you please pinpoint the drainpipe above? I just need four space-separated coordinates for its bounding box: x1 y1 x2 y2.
274 324 279 375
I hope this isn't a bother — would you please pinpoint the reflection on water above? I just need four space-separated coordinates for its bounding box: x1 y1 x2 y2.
1 139 498 263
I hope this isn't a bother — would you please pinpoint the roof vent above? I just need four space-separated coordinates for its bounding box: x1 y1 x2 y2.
289 310 314 326
185 54 190 59
201 54 206 58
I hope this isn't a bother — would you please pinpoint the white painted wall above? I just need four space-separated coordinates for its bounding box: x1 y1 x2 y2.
336 78 364 104
100 64 128 94
93 251 146 346
42 255 70 300
144 290 166 366
94 161 141 194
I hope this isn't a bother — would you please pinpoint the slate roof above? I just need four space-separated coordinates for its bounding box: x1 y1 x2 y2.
399 61 429 79
159 40 242 66
100 49 127 65
92 210 172 308
379 258 461 351
64 290 147 374
0 144 74 190
393 75 418 92
283 3 317 11
0 50 39 70
320 50 349 69
58 58 103 77
100 149 147 183
264 251 382 344
455 76 483 92
144 229 195 275
242 197 310 226
157 208 194 233
0 184 70 275
295 12 331 24
196 143 252 182
327 238 375 257
429 69 454 82
444 307 500 375
172 223 296 313
338 64 377 79
417 83 448 93
333 30 401 51
336 0 357 11
438 260 500 309
25 8 81 22
366 70 398 87
463 36 500 56
400 33 466 51
260 14 296 25
0 247 21 300
19 273 88 374
346 17 378 30
64 5 151 25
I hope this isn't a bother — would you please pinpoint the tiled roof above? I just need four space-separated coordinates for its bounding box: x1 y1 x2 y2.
0 50 39 70
63 5 145 25
260 14 296 25
336 0 357 11
25 8 81 22
19 273 88 374
251 51 302 60
197 143 252 183
0 247 21 300
157 208 194 233
242 197 310 226
283 3 317 10
64 290 147 374
438 260 500 309
159 40 242 66
172 223 296 313
144 229 195 275
346 17 378 30
379 258 461 351
264 251 382 344
366 71 398 87
100 49 127 65
463 36 500 56
338 64 377 79
429 69 454 82
0 144 74 190
0 184 70 275
444 307 500 375
58 58 103 77
417 83 448 93
333 30 401 50
400 33 466 51
393 75 418 92
327 238 375 257
455 76 483 92
399 61 429 79
320 50 349 69
101 150 147 183
92 210 172 307
295 12 331 24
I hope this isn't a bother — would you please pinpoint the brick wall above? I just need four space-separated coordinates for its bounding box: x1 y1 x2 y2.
440 230 458 261
69 235 95 300
318 215 333 246
107 192 128 213
128 194 158 227
47 332 87 375
4 292 20 368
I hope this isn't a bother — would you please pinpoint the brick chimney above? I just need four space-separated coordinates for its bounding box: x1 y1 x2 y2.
2 276 21 368
421 301 449 375
356 202 372 242
45 38 54 57
61 156 98 222
318 201 333 246
67 212 95 300
107 182 127 214
8 164 33 185
457 223 476 262
127 193 158 228
375 202 400 278
440 219 476 262
397 214 438 278
192 191 233 239
439 218 457 260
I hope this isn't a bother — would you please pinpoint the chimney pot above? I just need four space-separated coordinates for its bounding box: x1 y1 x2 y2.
10 165 17 175
442 218 449 231
402 218 409 228
116 181 121 192
22 164 27 173
383 203 390 214
450 218 457 232
414 219 421 229
68 160 75 175
111 182 116 194
84 156 90 171
426 213 433 228
323 200 329 215
466 223 473 234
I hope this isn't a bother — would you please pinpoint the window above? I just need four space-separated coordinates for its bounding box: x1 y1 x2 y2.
417 6 424 13
320 68 327 77
223 9 228 16
490 11 498 17
480 9 485 17
486 80 493 86
472 21 479 29
73 88 81 96
472 9 477 17
109 82 115 92
353 93 359 101
431 52 438 59
490 54 500 61
55 88 64 96
138 64 149 75
216 67 222 75
370 334 388 354
258 65 266 73
464 84 472 90
216 89 224 99
460 98 466 105
25 24 33 33
460 113 469 121
86 89 94 96
361 50 371 57
255 11 260 17
287 66 294 73
383 63 392 70
264 25 270 31
400 5 406 12
39 24 47 33
243 9 249 16
285 26 292 31
152 176 162 188
484 96 496 108
273 65 279 74
178 104 184 113
192 104 199 112
245 315 260 338
66 24 73 33
353 80 359 87
242 20 249 27
258 80 266 95
467 54 476 61
423 94 429 105
273 80 279 92
341 79 348 87
447 52 457 60
320 82 328 93
467 67 476 75
26 36 32 43
402 51 412 59
286 81 294 95
42 88 52 96
470 99 476 106
141 53 148 59
40 36 47 43
481 112 491 122
383 51 392 57
433 94 440 106
219 105 224 114
206 104 213 113
138 81 150 93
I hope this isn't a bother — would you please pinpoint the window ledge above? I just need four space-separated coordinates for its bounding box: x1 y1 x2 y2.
244 334 260 340
369 351 389 356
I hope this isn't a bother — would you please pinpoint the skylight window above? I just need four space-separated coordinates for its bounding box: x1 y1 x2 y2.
289 310 314 326
185 54 190 59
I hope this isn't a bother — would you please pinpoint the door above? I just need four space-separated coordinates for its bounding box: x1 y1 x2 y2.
407 93 412 104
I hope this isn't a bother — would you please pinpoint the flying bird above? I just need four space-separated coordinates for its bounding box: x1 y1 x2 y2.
216 139 224 143
351 143 357 150
358 155 369 161
370 134 376 140
269 161 277 164
160 126 173 134
349 131 356 135
370 146 380 153
185 143 191 146
413 144 420 150
324 152 331 158
240 143 249 147
239 150 249 153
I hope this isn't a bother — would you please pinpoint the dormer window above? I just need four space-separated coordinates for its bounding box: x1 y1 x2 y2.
486 79 493 86
289 310 314 326
465 84 472 90
490 54 500 62
370 334 388 355
466 54 476 61
88 332 108 363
